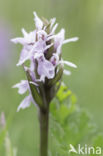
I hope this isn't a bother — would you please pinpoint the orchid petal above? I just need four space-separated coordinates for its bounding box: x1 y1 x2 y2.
33 12 43 30
37 30 47 41
21 28 28 37
54 29 65 55
63 37 79 44
11 31 36 46
11 38 25 44
50 23 58 34
36 54 55 81
12 80 28 94
63 69 71 75
17 95 32 112
50 53 59 66
50 18 56 29
16 48 30 66
60 60 77 68
17 42 39 66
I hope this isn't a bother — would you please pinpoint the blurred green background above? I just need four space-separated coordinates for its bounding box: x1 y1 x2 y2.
0 0 103 155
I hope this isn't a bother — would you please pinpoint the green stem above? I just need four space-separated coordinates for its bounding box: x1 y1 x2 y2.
39 107 49 156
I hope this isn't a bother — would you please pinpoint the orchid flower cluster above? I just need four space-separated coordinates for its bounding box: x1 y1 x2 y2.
12 12 78 112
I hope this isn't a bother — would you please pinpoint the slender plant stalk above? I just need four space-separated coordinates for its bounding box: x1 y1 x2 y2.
39 107 49 156
11 11 78 156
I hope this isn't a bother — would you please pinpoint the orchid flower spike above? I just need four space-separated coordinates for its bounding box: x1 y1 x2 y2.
11 12 78 111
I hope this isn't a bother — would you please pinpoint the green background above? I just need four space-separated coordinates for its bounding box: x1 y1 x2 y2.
0 0 103 155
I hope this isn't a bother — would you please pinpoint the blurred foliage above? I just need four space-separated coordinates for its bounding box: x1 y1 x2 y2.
0 113 17 156
0 84 103 155
49 84 103 156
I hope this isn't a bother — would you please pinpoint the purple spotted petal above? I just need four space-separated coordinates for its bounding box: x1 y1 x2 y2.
50 53 59 66
17 40 47 66
36 54 55 81
37 30 47 41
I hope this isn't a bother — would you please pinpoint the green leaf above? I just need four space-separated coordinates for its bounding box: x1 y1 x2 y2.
49 85 103 156
48 67 63 87
0 128 7 147
57 84 72 102
25 69 43 108
0 113 17 156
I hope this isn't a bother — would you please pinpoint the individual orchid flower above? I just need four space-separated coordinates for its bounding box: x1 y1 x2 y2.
11 12 78 156
12 80 37 111
34 53 55 81
11 29 36 45
12 80 29 94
